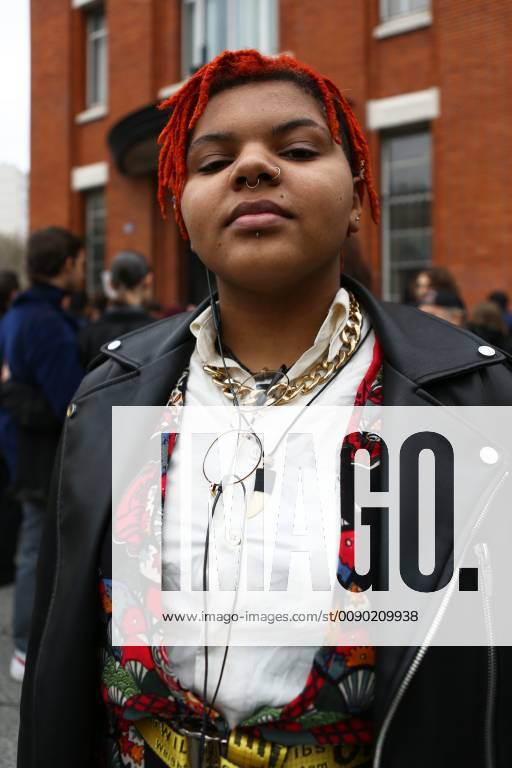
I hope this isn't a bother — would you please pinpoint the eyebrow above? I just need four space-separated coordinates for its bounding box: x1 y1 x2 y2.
271 118 330 137
188 117 330 153
188 131 234 152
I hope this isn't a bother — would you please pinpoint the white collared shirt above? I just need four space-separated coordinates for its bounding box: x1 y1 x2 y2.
163 287 375 728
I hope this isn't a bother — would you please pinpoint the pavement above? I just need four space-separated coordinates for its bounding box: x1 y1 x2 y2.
0 585 19 768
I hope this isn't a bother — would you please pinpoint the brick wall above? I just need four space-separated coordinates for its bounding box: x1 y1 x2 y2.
30 0 512 307
434 0 512 306
30 0 74 230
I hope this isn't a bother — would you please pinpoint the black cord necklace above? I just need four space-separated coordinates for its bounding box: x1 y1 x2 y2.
197 269 372 766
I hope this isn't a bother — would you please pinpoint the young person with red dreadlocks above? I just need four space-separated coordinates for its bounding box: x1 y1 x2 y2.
18 50 512 768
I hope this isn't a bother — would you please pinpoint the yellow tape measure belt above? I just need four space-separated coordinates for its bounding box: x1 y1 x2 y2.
135 718 370 768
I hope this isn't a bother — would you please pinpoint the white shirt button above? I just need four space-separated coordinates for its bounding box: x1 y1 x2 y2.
478 345 495 357
107 339 122 351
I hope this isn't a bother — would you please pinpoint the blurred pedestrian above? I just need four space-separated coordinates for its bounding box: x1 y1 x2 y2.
468 301 512 352
143 299 164 320
0 269 20 479
409 267 461 306
0 270 20 314
89 291 108 321
62 289 90 329
0 270 21 587
0 226 85 682
79 250 154 367
488 290 512 332
418 289 466 326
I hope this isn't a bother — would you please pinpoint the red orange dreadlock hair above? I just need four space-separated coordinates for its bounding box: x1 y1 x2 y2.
157 49 380 240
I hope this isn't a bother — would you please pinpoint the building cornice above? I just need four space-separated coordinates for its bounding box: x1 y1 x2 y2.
367 87 440 131
71 161 109 191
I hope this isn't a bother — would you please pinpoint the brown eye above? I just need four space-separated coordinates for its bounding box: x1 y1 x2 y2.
198 159 231 173
281 147 319 160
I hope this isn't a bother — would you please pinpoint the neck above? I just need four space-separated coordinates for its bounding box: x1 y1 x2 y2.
216 266 341 372
115 289 144 308
33 277 65 292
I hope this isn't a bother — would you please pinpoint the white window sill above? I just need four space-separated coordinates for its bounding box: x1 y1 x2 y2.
367 87 440 130
373 10 432 39
71 161 109 191
75 104 108 125
71 0 98 8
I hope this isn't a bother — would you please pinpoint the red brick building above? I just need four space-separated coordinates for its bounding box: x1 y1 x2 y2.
30 0 512 307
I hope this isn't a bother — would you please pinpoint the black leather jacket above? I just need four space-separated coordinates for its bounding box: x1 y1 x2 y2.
18 277 512 768
79 305 154 368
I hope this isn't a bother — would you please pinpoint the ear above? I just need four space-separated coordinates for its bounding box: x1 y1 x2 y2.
62 255 75 274
347 187 363 236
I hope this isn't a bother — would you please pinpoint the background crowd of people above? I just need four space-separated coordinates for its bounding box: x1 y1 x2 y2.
1 228 511 684
0 227 186 682
407 266 512 352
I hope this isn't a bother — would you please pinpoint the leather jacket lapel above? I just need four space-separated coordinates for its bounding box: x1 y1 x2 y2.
372 363 436 729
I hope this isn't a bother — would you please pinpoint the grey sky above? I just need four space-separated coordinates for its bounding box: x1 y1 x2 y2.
0 0 30 172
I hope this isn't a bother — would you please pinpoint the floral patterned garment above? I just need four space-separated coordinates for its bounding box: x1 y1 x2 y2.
98 341 384 768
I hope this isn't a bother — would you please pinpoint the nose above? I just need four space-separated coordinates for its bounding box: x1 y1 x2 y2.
230 148 281 190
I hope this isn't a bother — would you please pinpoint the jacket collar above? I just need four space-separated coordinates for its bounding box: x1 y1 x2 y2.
99 276 507 386
342 275 507 384
14 281 66 308
89 277 507 737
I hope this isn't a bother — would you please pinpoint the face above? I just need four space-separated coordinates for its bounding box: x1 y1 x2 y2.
64 249 86 293
180 81 361 295
414 272 431 302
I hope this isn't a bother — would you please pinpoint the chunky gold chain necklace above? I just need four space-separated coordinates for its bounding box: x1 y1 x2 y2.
203 291 363 405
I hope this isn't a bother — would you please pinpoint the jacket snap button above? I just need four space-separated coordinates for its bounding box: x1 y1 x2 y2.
66 403 77 418
478 345 495 357
480 446 498 464
107 339 122 351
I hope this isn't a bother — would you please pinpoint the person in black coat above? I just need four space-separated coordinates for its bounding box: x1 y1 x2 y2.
0 270 21 586
18 50 512 768
0 228 85 682
79 250 155 367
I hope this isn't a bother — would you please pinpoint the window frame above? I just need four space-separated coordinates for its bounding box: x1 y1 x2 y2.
84 187 106 294
181 0 278 79
85 4 108 109
379 0 430 21
380 126 433 303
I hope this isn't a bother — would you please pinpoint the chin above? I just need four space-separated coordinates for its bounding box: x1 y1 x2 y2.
219 257 313 296
230 235 302 265
203 234 328 292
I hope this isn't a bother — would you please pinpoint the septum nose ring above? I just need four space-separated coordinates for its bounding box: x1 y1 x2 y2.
245 166 281 190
